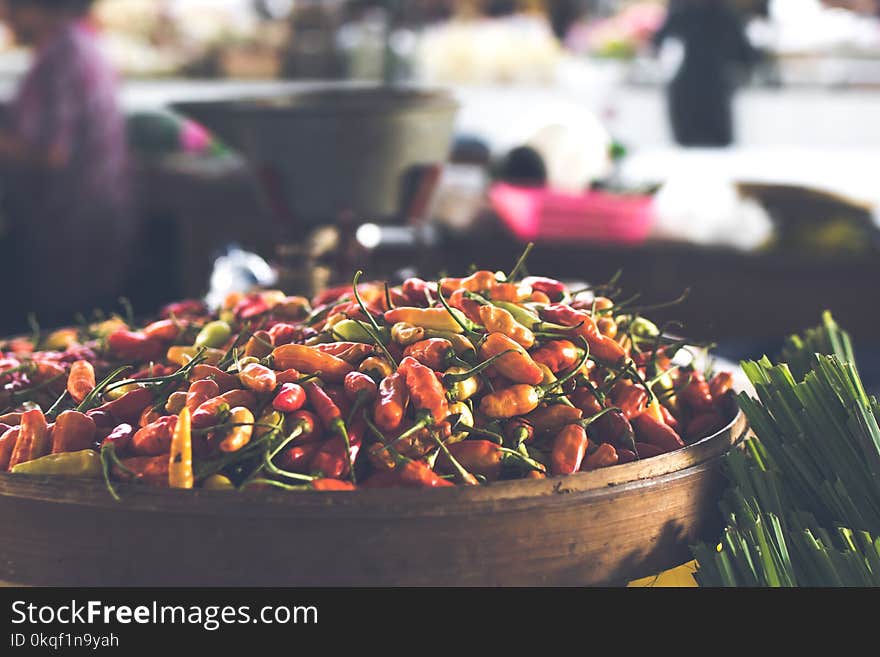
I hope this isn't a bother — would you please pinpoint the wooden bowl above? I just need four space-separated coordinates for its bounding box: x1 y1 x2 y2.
0 410 747 587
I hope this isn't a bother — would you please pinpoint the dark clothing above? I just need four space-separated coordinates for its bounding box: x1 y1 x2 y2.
3 22 133 330
654 5 756 147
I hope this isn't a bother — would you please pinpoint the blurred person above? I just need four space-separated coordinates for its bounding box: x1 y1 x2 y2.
653 0 758 147
0 0 132 331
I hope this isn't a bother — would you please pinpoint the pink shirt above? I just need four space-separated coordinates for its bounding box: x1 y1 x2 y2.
7 21 133 308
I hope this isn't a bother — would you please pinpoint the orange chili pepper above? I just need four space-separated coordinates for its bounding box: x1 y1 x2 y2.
479 384 541 418
66 360 96 404
362 458 454 489
131 415 178 456
632 414 685 452
271 344 353 382
0 426 20 471
217 388 256 411
439 270 498 295
373 372 409 432
531 340 580 373
185 378 220 413
8 408 50 469
50 410 96 454
243 331 273 359
523 404 583 431
550 424 589 475
477 305 535 349
220 407 255 453
314 342 374 364
479 333 543 385
402 338 454 371
398 356 449 424
239 363 277 394
581 442 619 471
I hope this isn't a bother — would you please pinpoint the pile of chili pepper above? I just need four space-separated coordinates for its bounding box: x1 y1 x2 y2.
0 258 735 494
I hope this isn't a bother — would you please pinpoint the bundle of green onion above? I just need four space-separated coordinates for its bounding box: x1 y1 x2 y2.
692 314 880 586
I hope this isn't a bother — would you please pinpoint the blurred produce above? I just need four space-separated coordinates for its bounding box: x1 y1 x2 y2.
416 13 562 84
566 1 666 59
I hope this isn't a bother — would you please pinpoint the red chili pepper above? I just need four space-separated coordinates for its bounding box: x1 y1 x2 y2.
611 379 648 420
678 370 714 414
685 411 726 442
267 323 300 347
100 423 134 454
218 388 258 411
659 404 680 432
398 356 449 424
286 410 323 445
362 458 454 489
143 319 185 343
540 304 626 364
275 368 303 385
632 414 685 453
343 371 378 404
106 330 164 362
311 478 356 491
373 372 409 432
276 442 321 473
550 424 589 475
634 442 665 458
402 338 454 371
185 379 220 413
50 410 96 453
131 416 178 456
310 416 364 479
191 397 231 429
522 276 566 302
160 299 207 319
0 426 20 470
617 448 637 464
188 364 240 393
401 277 436 307
273 383 306 413
112 455 169 486
303 381 355 480
588 408 635 450
709 371 734 402
570 385 603 416
93 386 154 424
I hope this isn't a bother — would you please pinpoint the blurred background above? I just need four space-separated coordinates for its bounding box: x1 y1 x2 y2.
0 0 879 381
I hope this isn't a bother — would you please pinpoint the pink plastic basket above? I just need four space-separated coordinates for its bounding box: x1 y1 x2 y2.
490 183 654 244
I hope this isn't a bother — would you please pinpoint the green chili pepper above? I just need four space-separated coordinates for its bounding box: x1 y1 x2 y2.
490 300 541 328
195 321 232 349
11 449 102 478
332 319 390 344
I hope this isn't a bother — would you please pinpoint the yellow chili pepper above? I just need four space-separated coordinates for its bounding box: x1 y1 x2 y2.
166 346 224 366
448 402 474 444
220 407 255 453
477 305 535 349
383 307 466 334
479 384 541 419
202 474 235 490
11 449 102 478
444 366 482 402
168 407 193 489
390 322 425 346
